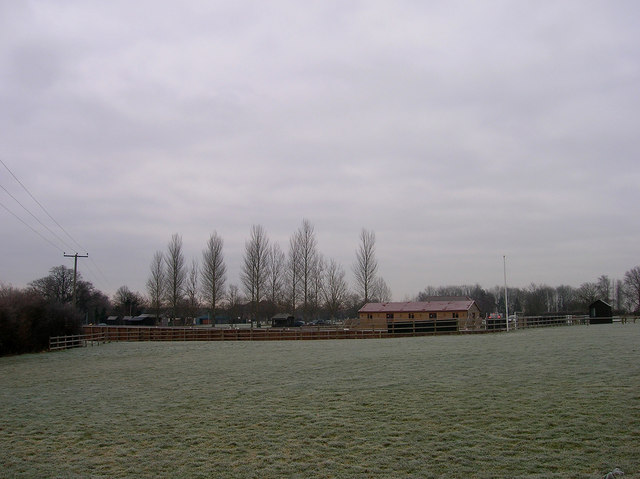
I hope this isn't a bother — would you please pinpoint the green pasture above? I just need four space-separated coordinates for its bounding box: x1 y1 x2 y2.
1 324 638 478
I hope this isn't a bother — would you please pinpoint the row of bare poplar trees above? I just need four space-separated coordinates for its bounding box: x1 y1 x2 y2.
146 220 391 323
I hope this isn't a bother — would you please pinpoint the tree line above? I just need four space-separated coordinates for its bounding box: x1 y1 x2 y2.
0 220 389 354
140 220 640 323
146 221 390 325
3 217 640 355
417 270 640 317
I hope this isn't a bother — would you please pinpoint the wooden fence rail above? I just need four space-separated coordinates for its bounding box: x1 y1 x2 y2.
49 332 108 351
513 315 636 328
81 325 397 342
50 316 635 349
78 322 541 343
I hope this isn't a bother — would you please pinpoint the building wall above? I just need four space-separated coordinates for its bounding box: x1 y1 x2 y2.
356 316 387 330
357 303 483 331
357 305 481 321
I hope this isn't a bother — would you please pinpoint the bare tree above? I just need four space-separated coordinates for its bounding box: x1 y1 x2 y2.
146 250 165 322
113 285 145 317
576 282 599 308
353 228 378 304
266 242 286 311
226 283 242 326
201 232 226 323
614 279 625 311
554 285 577 312
164 233 186 323
370 276 392 302
311 254 325 319
286 230 302 317
29 265 76 304
624 266 640 312
524 283 556 315
323 258 348 320
241 225 270 325
296 219 318 320
597 275 612 303
184 258 200 325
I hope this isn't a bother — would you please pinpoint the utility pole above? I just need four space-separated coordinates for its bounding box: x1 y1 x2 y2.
64 252 88 307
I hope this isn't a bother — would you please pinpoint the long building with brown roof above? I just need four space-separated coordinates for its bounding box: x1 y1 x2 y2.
357 298 482 332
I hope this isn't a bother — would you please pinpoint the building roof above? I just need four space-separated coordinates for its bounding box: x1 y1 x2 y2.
589 299 612 307
417 296 472 302
359 300 476 314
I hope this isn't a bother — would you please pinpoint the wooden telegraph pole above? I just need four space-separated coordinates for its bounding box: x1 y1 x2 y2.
64 252 88 307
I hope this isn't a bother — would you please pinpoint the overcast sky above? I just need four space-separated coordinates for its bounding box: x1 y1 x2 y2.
1 0 639 301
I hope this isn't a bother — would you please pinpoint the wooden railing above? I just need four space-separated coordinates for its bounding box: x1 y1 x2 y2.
80 324 504 343
49 332 108 351
479 315 636 330
64 316 637 348
82 325 392 342
513 315 587 329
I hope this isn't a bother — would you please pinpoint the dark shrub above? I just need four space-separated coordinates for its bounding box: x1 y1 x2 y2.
0 287 82 356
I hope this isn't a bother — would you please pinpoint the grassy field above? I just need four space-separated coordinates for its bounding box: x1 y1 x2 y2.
1 324 638 478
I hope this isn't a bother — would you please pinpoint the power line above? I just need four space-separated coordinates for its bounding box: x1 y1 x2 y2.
0 158 87 253
1 158 111 292
0 182 76 253
0 199 64 252
82 254 113 293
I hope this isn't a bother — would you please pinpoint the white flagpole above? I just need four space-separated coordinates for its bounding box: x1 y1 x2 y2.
504 255 509 332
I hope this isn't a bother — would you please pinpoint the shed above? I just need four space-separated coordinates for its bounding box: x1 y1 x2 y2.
271 313 295 328
105 315 121 325
125 314 158 326
589 300 613 324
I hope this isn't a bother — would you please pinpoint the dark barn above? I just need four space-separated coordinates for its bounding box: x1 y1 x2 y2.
271 313 295 328
589 300 613 324
105 316 121 325
125 314 159 326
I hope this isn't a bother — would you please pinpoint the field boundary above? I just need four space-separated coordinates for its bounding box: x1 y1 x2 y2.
514 315 636 328
79 324 508 343
47 316 635 349
49 332 108 351
80 325 477 342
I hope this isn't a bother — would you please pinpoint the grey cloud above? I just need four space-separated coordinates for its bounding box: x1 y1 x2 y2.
1 1 639 299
